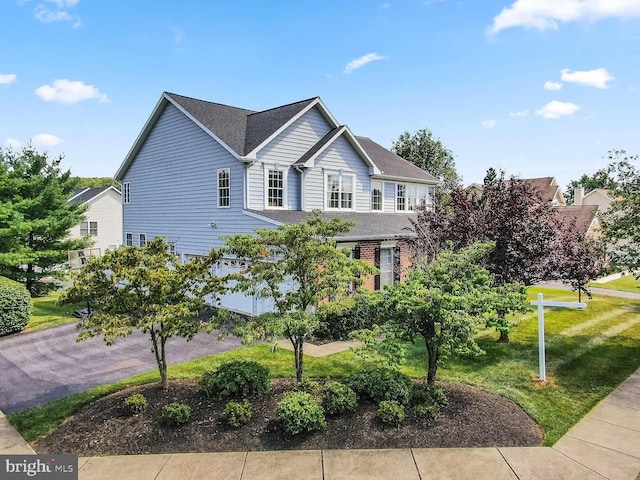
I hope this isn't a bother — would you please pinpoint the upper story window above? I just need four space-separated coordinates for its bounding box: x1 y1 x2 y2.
371 180 383 211
217 168 230 208
266 168 286 208
125 233 133 246
80 221 98 236
396 184 436 211
123 182 131 204
139 233 147 247
325 171 355 210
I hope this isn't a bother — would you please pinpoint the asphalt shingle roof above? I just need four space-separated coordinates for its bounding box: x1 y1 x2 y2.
555 205 599 236
248 210 416 240
69 186 111 204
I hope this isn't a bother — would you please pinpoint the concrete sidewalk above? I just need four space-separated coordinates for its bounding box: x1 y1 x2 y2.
2 368 639 479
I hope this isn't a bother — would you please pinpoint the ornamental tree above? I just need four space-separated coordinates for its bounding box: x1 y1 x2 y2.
222 212 376 383
384 243 528 384
61 237 224 387
0 146 90 295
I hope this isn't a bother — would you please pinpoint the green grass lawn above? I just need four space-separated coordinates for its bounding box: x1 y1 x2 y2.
27 292 85 332
9 287 640 448
593 274 640 294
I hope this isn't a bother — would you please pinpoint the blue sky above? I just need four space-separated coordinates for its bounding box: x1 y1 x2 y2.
1 0 639 188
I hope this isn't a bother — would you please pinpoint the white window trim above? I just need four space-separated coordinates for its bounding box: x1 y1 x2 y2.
125 232 133 246
395 183 407 212
263 164 288 210
139 233 147 247
123 182 131 204
324 169 356 211
395 182 434 212
217 168 230 209
371 180 384 212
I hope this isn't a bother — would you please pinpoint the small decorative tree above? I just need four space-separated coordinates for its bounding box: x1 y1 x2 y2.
222 212 376 383
62 237 224 388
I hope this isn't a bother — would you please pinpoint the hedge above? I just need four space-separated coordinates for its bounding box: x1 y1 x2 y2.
0 276 31 337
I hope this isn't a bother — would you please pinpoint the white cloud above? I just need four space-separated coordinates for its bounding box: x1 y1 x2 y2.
35 6 71 22
32 134 62 147
561 68 614 88
535 100 580 119
544 81 563 91
344 53 388 74
35 79 108 104
382 3 391 8
45 0 80 7
0 73 17 84
32 0 81 27
509 109 529 117
4 138 22 149
488 0 640 34
481 120 497 128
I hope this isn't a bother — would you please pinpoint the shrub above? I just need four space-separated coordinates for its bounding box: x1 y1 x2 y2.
0 276 31 337
346 366 412 405
123 393 148 415
222 399 253 428
322 381 357 415
277 391 326 435
162 402 191 426
378 400 405 426
412 384 448 407
314 290 383 341
199 360 270 399
292 379 322 397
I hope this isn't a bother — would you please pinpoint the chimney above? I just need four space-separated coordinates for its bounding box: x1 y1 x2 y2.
574 186 585 206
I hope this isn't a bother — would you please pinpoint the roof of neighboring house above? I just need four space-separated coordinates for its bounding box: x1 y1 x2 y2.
115 92 438 184
356 136 438 183
246 210 416 241
69 186 119 204
585 188 612 198
521 177 565 204
555 205 600 236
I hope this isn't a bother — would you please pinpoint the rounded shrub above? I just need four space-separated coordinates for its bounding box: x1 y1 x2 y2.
162 402 191 426
322 381 357 415
346 366 412 405
223 399 253 428
123 393 148 415
412 384 447 418
277 390 326 435
199 360 270 399
0 276 31 337
378 400 405 426
292 379 322 397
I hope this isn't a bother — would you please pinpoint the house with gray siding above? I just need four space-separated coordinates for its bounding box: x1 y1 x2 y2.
114 92 438 315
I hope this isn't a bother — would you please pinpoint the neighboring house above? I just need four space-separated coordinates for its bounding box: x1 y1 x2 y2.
574 187 615 212
521 177 566 206
555 205 601 238
114 92 439 315
68 187 123 264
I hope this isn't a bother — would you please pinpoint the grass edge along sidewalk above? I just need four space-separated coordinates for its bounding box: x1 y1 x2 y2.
8 287 640 448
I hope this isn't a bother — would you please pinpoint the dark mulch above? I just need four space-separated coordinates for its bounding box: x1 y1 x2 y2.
34 379 543 455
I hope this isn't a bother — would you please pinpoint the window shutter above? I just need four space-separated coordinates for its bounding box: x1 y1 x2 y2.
393 245 401 284
374 247 380 290
353 246 361 260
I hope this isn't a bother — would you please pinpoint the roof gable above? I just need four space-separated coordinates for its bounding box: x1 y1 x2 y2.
68 186 120 204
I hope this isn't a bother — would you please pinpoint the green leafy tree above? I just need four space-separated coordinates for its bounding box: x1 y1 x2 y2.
385 243 528 384
74 177 121 189
222 212 376 383
0 146 90 295
61 237 224 387
602 150 640 274
391 128 461 194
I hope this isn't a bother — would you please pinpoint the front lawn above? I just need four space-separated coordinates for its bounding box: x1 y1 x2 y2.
9 287 640 448
27 292 84 332
593 274 640 294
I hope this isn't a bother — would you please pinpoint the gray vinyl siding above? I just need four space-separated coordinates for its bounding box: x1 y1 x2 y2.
383 182 396 213
303 136 371 212
122 103 273 255
247 107 331 211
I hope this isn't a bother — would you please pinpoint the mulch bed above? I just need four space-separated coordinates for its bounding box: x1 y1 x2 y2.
34 379 543 455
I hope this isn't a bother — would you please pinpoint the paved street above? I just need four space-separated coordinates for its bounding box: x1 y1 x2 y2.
0 322 242 414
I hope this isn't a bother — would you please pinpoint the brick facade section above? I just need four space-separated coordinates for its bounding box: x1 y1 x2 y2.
356 239 412 290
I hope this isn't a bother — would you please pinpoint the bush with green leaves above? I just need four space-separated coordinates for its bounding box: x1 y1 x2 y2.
346 366 412 405
292 379 322 397
0 276 31 337
322 381 357 415
123 393 148 415
314 290 383 341
162 402 191 426
378 400 405 426
222 399 253 428
199 360 270 399
277 390 326 435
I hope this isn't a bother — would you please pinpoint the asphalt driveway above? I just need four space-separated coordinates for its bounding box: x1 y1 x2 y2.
0 322 242 414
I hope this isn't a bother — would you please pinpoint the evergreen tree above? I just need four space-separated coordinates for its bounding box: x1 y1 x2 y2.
0 146 90 295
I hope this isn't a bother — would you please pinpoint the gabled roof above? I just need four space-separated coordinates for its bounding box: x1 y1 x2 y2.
69 186 120 204
245 210 416 241
356 136 438 183
521 177 565 205
555 205 600 236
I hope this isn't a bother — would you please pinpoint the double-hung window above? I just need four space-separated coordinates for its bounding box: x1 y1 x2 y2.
371 180 383 211
266 167 286 208
325 171 355 210
125 233 133 246
139 233 147 247
80 221 98 236
217 168 230 208
396 184 407 211
397 183 434 211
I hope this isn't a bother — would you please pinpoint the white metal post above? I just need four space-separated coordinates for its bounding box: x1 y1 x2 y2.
537 293 546 381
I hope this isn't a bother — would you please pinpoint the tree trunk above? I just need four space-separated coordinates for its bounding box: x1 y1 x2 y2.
292 337 304 383
150 329 168 388
498 330 510 343
424 334 438 385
